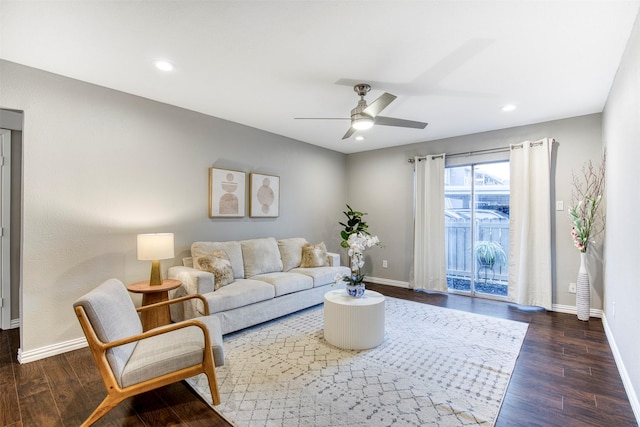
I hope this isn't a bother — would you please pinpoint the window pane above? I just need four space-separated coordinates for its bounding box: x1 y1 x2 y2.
473 162 509 297
445 162 509 297
445 166 472 293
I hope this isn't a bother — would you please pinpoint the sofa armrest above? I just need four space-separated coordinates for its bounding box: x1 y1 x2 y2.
167 266 215 321
327 252 341 267
167 266 215 295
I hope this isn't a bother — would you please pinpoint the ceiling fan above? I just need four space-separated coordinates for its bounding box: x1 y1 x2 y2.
295 84 428 140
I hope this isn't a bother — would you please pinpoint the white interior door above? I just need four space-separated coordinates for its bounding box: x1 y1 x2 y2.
0 129 11 330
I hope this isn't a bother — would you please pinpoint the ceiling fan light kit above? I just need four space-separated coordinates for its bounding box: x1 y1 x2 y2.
352 116 374 130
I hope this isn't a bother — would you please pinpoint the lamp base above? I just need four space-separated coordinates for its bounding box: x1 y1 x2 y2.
149 260 163 286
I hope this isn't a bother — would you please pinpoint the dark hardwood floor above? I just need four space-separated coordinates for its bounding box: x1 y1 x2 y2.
0 283 637 426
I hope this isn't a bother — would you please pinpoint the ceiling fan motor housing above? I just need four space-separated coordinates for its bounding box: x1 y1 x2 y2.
350 84 374 129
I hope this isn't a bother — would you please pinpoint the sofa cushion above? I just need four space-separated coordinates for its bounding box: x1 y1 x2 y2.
251 272 313 297
278 237 308 271
241 237 283 278
299 242 329 268
290 265 351 287
204 279 275 314
193 251 234 290
192 241 245 279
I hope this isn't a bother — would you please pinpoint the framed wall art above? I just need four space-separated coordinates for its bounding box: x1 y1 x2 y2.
250 173 280 217
209 167 246 218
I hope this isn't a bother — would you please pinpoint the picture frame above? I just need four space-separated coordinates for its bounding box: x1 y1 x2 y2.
209 167 246 218
249 173 280 217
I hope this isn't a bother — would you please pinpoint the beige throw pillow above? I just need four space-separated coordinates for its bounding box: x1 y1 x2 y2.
299 242 329 268
241 237 284 278
192 241 244 279
278 237 308 271
193 250 234 290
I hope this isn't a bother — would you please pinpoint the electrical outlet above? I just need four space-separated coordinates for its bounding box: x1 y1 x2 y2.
382 260 388 268
569 282 577 294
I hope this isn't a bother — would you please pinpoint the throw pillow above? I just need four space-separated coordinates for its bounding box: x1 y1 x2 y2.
192 241 244 279
193 250 234 290
241 237 284 277
299 242 329 268
278 237 308 271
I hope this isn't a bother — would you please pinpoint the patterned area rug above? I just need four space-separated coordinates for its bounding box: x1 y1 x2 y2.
186 296 528 427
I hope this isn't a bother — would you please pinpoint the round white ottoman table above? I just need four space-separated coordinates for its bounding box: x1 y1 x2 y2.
323 289 385 350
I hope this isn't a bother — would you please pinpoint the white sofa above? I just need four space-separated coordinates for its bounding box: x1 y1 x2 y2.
168 237 350 335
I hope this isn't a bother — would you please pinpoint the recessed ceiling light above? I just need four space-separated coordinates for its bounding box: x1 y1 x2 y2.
154 60 174 72
355 136 365 141
501 104 517 112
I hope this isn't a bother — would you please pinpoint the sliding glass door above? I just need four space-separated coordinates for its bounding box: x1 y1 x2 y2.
444 161 510 298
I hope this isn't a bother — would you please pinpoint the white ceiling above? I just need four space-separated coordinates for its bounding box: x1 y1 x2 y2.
1 1 639 154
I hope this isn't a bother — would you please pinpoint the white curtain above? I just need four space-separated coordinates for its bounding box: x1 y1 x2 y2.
411 154 447 292
508 138 553 309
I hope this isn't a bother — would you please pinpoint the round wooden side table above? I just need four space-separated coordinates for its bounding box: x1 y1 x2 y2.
127 279 181 331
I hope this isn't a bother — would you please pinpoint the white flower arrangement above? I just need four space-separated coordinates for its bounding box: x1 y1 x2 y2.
334 232 380 287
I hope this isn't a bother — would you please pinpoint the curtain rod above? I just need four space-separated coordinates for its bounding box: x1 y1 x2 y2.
408 146 508 163
407 139 554 163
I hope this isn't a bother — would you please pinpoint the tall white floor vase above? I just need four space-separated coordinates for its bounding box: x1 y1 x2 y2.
576 252 590 321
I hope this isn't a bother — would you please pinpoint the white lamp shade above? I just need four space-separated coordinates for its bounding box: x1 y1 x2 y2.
137 233 175 260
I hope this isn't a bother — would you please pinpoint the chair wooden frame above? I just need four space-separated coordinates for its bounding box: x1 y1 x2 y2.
75 294 220 427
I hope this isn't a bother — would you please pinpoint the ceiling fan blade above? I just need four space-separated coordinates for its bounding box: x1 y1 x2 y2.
374 116 428 129
342 127 356 140
362 92 396 117
294 117 350 120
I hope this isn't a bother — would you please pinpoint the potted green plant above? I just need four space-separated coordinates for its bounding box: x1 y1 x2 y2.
339 204 370 248
474 241 507 280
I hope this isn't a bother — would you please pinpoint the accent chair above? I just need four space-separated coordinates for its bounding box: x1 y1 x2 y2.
73 278 223 426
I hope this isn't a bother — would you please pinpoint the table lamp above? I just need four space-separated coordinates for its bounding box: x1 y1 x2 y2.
137 233 175 286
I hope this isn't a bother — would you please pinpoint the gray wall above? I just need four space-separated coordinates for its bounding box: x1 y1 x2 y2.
602 9 640 416
0 60 347 353
345 113 604 309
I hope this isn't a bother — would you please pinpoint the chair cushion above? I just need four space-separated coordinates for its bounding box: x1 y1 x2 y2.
241 237 283 277
192 315 225 367
73 279 142 384
121 324 207 388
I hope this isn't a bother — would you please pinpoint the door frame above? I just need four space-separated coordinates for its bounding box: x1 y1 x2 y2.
0 129 11 330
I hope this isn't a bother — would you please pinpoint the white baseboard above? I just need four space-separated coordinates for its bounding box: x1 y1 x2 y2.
365 276 410 288
367 277 605 318
10 318 20 329
602 313 640 424
552 303 603 318
18 336 88 364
